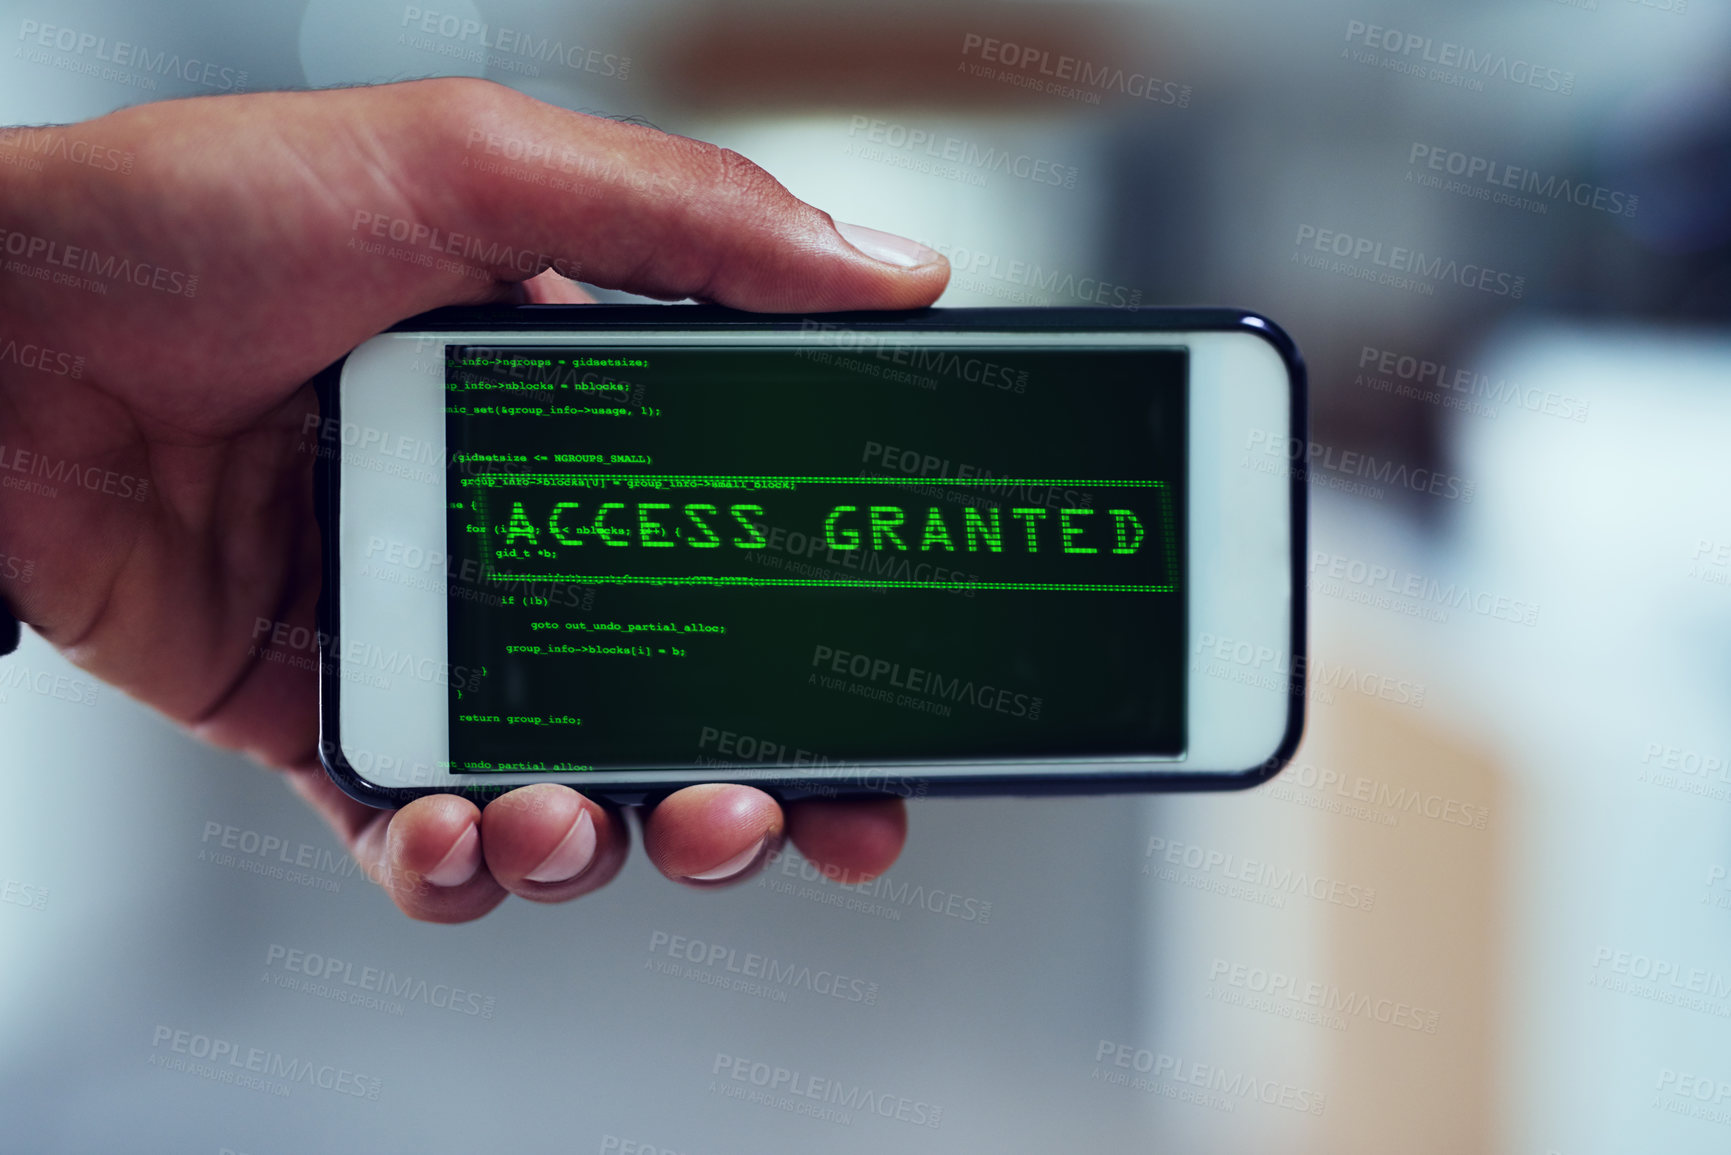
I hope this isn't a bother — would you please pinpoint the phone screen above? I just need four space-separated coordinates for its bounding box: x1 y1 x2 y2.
441 341 1187 773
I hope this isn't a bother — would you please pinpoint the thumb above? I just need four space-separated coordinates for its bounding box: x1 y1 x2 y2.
359 78 950 312
0 78 950 423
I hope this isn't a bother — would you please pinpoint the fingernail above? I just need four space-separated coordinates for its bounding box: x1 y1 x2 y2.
426 824 482 888
835 222 942 269
525 808 597 884
683 834 770 883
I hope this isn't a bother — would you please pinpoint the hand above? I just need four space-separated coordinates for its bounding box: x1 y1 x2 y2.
0 78 948 922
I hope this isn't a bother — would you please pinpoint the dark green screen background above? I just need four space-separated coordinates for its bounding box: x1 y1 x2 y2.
444 344 1186 771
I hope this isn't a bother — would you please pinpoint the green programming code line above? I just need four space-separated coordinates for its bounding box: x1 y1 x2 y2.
459 474 1167 488
1157 484 1179 588
465 476 1179 592
483 574 1176 592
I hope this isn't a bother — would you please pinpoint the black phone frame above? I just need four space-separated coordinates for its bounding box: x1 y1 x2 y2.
314 304 1307 809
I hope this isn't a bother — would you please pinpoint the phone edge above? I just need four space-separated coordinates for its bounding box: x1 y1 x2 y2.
315 305 1308 808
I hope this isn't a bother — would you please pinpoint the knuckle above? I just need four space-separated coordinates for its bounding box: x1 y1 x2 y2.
427 74 516 110
426 75 526 139
694 142 790 208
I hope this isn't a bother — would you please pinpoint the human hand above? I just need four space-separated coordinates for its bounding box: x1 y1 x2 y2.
0 78 948 921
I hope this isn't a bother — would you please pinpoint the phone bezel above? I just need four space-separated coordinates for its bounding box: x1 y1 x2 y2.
315 305 1307 807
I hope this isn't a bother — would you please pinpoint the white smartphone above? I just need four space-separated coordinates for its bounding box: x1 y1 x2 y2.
314 305 1306 806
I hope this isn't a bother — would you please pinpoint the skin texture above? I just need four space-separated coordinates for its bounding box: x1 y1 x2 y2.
0 78 937 922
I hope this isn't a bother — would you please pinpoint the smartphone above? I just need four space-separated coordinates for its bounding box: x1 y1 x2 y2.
314 305 1306 806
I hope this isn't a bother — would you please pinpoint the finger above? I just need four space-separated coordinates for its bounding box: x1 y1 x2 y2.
284 763 504 922
479 783 628 902
280 757 410 899
378 794 507 923
785 797 908 885
507 268 597 304
281 758 390 853
367 78 950 312
641 784 784 888
431 78 949 309
6 78 950 427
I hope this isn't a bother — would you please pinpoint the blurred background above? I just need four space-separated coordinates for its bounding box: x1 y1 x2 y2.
2 0 1729 1151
